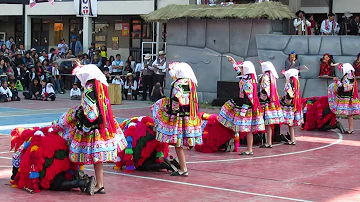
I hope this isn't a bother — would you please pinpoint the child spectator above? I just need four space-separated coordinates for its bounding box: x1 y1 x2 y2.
41 79 56 101
23 77 42 100
103 67 112 83
100 45 108 69
112 74 124 99
124 73 138 100
9 80 20 101
103 60 112 72
52 62 64 94
0 80 12 102
151 81 164 102
70 83 81 100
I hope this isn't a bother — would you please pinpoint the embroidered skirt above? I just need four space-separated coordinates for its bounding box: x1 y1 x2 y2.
52 107 127 165
151 97 202 147
218 98 265 134
328 83 360 116
260 102 284 125
280 104 303 127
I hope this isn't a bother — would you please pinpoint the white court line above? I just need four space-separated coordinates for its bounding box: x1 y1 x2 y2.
187 131 343 164
0 155 311 201
0 105 150 118
84 168 312 202
0 122 52 131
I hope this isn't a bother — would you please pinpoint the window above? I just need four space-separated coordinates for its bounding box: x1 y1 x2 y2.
15 18 23 45
54 23 64 45
69 18 83 43
31 18 49 47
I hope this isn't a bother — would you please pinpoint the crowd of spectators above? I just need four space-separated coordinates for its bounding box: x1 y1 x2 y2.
0 34 165 103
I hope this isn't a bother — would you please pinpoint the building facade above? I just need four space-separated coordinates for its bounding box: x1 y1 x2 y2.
0 0 195 61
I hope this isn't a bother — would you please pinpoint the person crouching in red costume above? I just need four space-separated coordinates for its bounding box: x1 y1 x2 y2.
114 116 178 173
10 127 95 194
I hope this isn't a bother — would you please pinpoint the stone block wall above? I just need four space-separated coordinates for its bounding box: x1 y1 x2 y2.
165 19 290 103
256 35 360 98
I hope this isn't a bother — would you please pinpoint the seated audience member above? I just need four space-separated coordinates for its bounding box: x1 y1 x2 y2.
41 79 56 101
24 66 36 90
112 74 124 99
103 67 112 84
23 77 42 100
151 81 164 102
70 83 81 100
0 80 12 102
9 80 20 101
123 73 138 100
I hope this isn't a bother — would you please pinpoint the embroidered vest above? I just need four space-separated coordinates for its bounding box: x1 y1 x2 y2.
143 60 153 76
297 18 308 35
154 58 166 75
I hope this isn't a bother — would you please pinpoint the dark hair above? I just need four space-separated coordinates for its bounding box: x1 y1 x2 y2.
1 80 6 85
358 53 360 58
9 80 15 84
116 54 121 57
328 13 335 17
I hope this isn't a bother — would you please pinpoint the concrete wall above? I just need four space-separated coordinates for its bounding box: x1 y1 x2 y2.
165 19 290 103
256 35 360 98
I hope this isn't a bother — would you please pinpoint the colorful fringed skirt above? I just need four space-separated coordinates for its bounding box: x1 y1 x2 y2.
218 98 265 133
328 83 360 116
280 99 303 127
152 97 202 147
260 101 284 125
52 107 127 165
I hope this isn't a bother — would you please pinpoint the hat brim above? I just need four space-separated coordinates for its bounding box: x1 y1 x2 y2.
144 56 151 60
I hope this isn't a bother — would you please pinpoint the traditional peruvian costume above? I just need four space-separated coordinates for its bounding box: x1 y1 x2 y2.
10 127 96 194
259 61 284 125
52 64 127 165
328 63 360 116
152 62 202 148
281 69 303 127
319 53 335 77
114 116 176 173
218 61 265 142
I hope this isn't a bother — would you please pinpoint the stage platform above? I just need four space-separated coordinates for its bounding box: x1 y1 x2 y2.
0 95 359 202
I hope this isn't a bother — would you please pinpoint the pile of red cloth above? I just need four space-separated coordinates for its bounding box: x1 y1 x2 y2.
10 127 80 193
302 96 337 131
195 113 235 153
115 116 169 172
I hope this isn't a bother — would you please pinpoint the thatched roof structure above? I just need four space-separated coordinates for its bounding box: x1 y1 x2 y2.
142 1 296 22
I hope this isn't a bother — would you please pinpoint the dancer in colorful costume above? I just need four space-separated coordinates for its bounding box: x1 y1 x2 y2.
258 61 284 148
152 62 202 176
114 116 177 173
52 62 127 194
280 69 303 145
328 63 360 134
10 127 95 194
218 57 265 155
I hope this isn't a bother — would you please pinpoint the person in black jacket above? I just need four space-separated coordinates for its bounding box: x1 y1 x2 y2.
349 16 359 36
9 80 20 101
23 77 42 100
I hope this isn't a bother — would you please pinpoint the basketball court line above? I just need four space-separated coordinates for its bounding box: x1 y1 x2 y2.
83 168 313 202
0 153 312 201
187 131 343 164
